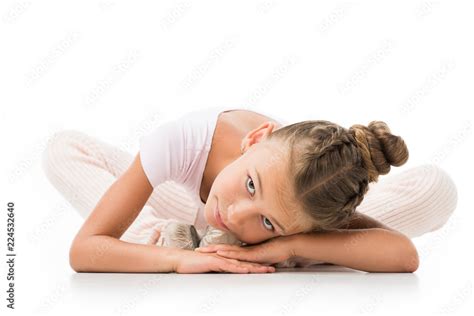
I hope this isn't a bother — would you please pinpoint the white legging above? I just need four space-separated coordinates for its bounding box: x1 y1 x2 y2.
41 129 458 244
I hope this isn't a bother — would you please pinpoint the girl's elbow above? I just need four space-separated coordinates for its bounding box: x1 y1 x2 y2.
400 246 419 273
394 234 419 273
69 244 82 272
69 238 88 272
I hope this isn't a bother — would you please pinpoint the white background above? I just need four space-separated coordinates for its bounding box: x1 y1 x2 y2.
1 0 473 315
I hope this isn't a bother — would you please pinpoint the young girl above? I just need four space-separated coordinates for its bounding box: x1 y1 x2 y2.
42 106 458 274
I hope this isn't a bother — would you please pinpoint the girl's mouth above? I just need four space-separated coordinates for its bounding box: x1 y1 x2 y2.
214 200 229 231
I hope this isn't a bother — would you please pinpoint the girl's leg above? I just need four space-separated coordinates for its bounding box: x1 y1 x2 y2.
356 164 458 238
41 129 201 244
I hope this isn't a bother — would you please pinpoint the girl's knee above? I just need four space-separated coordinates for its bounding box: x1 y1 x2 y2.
423 164 457 208
42 129 85 178
418 164 458 230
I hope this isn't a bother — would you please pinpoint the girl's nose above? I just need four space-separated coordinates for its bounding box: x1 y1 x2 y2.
227 204 257 229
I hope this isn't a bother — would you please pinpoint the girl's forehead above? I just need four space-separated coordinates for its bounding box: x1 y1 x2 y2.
255 143 288 168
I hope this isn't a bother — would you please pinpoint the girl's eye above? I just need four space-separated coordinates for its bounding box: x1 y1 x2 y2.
245 175 256 195
262 216 274 231
246 175 274 232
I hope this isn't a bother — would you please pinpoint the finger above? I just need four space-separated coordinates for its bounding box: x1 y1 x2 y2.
241 263 275 273
216 249 261 263
195 244 241 252
221 264 249 274
227 259 275 273
220 261 268 274
234 263 269 273
211 258 246 273
220 258 274 273
194 247 217 253
244 265 275 272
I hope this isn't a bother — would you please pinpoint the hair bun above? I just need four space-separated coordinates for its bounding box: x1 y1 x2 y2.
349 121 409 182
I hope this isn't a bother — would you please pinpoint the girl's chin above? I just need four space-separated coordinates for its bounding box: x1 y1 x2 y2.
204 206 214 226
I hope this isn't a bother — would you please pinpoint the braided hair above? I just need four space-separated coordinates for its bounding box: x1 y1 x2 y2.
265 119 409 233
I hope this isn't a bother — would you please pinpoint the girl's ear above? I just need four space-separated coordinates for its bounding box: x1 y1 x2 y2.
241 121 276 153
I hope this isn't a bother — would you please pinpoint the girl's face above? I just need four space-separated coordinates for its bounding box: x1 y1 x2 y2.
203 123 307 244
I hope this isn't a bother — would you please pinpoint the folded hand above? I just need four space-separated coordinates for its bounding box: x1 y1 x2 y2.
194 235 296 266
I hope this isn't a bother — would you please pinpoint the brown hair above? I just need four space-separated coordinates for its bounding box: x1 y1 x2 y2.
266 120 409 233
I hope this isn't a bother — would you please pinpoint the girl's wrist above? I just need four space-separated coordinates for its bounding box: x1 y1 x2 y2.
166 247 188 272
284 233 304 259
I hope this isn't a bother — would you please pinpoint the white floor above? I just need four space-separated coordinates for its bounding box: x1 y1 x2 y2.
28 249 473 316
13 167 473 316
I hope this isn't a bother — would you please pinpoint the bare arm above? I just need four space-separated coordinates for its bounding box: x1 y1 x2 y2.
337 211 396 231
69 152 181 272
289 228 419 273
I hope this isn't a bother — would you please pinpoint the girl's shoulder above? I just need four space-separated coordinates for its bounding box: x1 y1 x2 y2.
220 108 285 131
